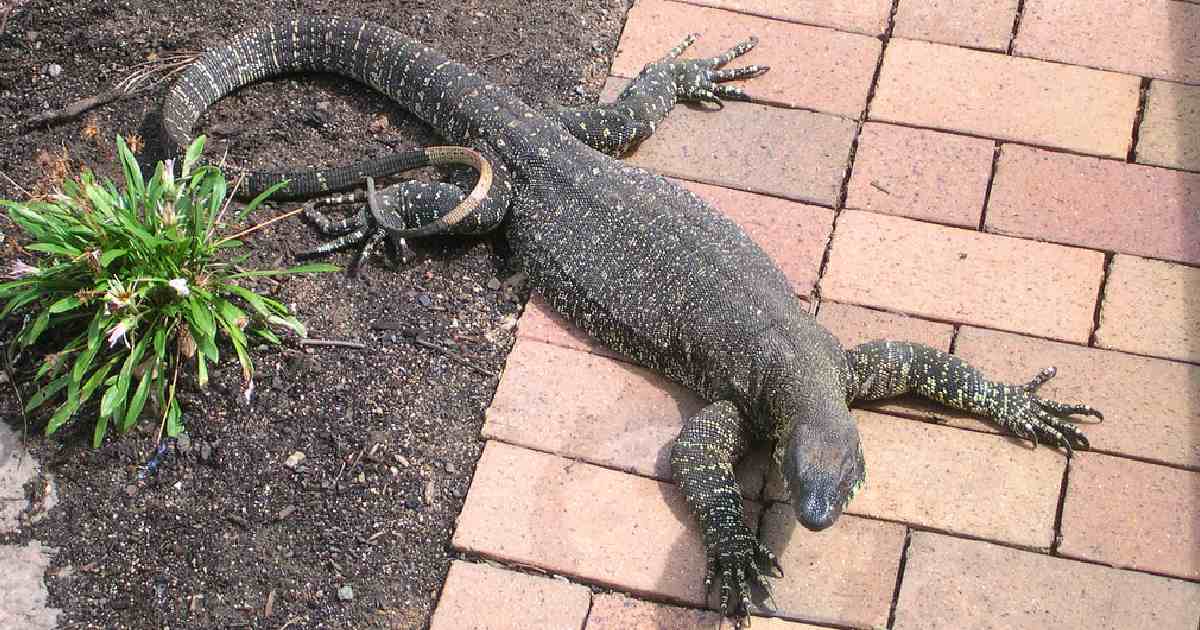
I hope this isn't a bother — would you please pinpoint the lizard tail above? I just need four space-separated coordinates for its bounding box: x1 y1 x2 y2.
161 15 474 200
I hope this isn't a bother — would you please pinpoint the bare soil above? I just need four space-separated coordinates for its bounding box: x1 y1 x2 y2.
0 1 629 627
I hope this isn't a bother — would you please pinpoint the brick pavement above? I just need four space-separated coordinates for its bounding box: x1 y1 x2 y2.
432 1 1200 627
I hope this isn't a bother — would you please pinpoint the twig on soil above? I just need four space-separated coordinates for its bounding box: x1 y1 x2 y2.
299 338 366 350
413 338 497 377
0 169 32 198
279 615 305 630
20 52 199 129
216 207 306 245
331 448 365 488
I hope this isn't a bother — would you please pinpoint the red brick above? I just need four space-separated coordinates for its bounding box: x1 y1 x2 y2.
954 326 1200 469
1095 255 1200 364
894 532 1200 630
677 179 834 295
817 302 956 351
846 122 993 228
454 441 754 605
872 39 1140 158
601 78 856 206
1060 452 1200 580
485 339 701 479
429 561 591 630
676 0 892 36
817 301 957 423
612 0 880 118
768 411 1066 547
1137 80 1200 173
485 339 768 497
861 411 1064 546
718 618 827 630
585 593 721 629
756 505 905 628
893 0 1019 51
822 211 1105 343
518 293 620 359
1014 0 1200 84
988 144 1200 265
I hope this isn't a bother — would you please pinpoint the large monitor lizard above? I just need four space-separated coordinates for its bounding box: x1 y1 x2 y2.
162 16 1101 624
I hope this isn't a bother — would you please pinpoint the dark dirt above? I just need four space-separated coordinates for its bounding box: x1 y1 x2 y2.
0 0 630 627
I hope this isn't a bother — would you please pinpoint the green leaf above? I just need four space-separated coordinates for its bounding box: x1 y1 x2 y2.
25 374 68 412
193 323 218 363
165 398 183 436
116 136 145 201
45 398 80 435
113 335 146 421
268 314 306 338
187 299 216 341
93 412 110 448
21 310 50 346
236 179 290 221
197 354 208 388
154 326 167 362
48 295 82 314
215 299 252 382
99 248 127 267
26 243 82 257
122 370 152 431
253 328 281 345
227 262 339 278
222 284 274 319
181 136 206 179
99 379 122 420
2 287 46 318
86 311 106 354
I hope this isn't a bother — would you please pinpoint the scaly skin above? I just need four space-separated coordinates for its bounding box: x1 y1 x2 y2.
164 16 1101 625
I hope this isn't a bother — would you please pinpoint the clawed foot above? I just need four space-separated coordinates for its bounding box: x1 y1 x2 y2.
295 177 416 273
996 367 1102 455
704 523 783 623
655 33 770 106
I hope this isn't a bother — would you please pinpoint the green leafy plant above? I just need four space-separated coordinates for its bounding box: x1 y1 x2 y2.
0 136 336 446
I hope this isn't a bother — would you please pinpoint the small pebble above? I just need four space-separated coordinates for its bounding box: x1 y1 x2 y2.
284 451 305 469
337 585 354 601
47 64 62 78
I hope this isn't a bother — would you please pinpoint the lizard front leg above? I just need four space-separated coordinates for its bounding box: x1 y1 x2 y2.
553 34 769 155
671 400 780 624
297 145 512 272
846 341 1101 453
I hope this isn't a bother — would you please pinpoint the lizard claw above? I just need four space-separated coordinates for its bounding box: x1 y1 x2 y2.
654 33 770 105
991 371 1100 456
704 523 781 620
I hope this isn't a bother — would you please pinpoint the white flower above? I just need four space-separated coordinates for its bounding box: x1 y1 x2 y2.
168 278 190 297
4 260 38 279
105 280 134 313
107 319 132 348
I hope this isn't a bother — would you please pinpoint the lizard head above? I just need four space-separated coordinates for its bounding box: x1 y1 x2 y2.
778 413 865 531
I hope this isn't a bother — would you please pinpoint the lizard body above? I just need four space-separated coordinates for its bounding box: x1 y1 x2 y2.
164 16 1100 621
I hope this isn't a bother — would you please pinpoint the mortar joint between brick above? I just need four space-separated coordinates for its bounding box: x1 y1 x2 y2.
1127 77 1153 164
978 141 1003 232
885 527 913 629
1087 253 1115 348
1050 457 1071 555
811 209 841 304
1007 0 1028 56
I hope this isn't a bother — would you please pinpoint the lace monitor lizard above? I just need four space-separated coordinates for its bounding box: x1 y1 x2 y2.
162 15 1101 624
